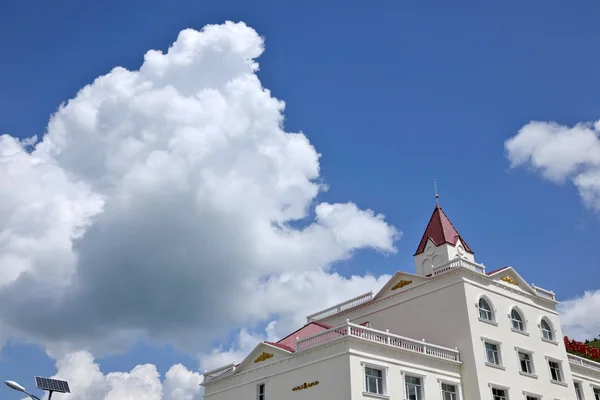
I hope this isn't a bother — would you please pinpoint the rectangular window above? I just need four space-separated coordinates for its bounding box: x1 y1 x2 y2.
441 383 457 400
519 352 533 374
257 383 265 400
549 360 563 382
485 342 501 365
526 396 538 400
492 388 507 400
365 367 384 395
574 382 583 400
593 387 600 400
405 376 422 400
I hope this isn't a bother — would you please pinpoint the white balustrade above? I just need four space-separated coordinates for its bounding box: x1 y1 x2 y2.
432 258 485 276
296 321 460 362
306 291 373 322
203 363 236 383
532 284 555 301
568 353 600 372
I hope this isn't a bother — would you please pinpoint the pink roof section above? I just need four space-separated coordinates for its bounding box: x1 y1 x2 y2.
265 321 332 353
414 204 473 256
486 266 509 275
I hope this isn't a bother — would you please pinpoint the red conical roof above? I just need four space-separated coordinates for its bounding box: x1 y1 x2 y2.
414 204 473 256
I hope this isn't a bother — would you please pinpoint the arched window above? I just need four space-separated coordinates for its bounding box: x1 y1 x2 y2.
541 318 554 341
510 309 524 331
478 298 493 321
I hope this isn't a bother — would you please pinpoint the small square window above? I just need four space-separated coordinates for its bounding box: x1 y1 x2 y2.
365 366 384 395
257 383 266 400
485 342 501 365
492 387 507 400
441 382 457 400
518 352 534 374
548 360 563 382
405 376 422 400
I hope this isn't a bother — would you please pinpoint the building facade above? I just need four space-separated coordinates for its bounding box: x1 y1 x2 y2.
202 204 600 400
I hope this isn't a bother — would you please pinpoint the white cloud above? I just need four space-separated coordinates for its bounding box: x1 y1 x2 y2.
45 351 203 400
0 20 399 357
505 120 600 210
558 290 600 341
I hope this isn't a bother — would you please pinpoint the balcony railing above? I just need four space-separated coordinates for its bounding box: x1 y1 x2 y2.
306 291 373 322
203 362 237 384
568 353 600 373
296 320 460 362
531 284 555 301
432 258 485 276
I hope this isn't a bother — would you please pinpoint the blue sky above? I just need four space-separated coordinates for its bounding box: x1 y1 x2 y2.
1 0 600 398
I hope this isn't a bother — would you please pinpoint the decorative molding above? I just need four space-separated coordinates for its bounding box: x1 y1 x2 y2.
254 352 273 363
391 280 413 291
501 276 518 286
292 381 319 391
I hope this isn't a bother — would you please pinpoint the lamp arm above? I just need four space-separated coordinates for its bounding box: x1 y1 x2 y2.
24 391 42 400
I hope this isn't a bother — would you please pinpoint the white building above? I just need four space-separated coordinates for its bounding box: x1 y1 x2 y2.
202 204 600 400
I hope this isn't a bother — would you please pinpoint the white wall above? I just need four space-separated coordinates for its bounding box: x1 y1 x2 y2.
320 267 573 400
348 340 462 400
569 359 600 400
463 274 574 400
203 340 352 400
323 270 480 399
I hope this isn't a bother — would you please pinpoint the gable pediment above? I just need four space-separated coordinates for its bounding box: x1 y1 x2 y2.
231 342 290 375
488 267 536 296
374 271 428 300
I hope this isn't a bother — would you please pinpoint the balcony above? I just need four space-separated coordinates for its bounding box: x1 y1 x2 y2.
531 284 555 301
432 258 485 276
568 353 600 373
203 362 237 384
296 320 460 363
306 291 373 322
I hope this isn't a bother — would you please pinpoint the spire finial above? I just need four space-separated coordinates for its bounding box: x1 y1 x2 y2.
434 179 439 204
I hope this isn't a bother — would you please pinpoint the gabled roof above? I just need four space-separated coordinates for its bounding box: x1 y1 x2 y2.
414 204 473 256
270 321 332 353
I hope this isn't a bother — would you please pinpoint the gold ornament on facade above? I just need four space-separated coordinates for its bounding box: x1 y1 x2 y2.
292 381 320 391
391 280 413 291
254 352 274 363
501 276 518 286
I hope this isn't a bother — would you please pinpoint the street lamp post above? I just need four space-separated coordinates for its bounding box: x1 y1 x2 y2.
4 380 42 400
5 377 70 399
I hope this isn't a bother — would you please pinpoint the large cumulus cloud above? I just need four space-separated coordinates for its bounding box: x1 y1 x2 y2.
0 21 398 357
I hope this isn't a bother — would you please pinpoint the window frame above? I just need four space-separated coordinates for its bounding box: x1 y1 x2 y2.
540 317 556 343
573 380 584 400
438 378 461 400
592 385 600 400
523 392 541 400
256 382 266 400
489 383 510 400
362 362 389 397
477 296 497 324
482 337 504 369
509 307 528 335
401 371 426 400
545 356 567 386
515 347 536 378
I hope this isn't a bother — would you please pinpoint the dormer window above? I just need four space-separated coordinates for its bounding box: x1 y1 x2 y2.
478 298 493 321
511 309 524 331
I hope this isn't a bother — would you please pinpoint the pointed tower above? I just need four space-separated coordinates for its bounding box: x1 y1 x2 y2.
414 204 474 276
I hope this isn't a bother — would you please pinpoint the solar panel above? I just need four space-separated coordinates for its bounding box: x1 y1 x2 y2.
35 377 71 393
